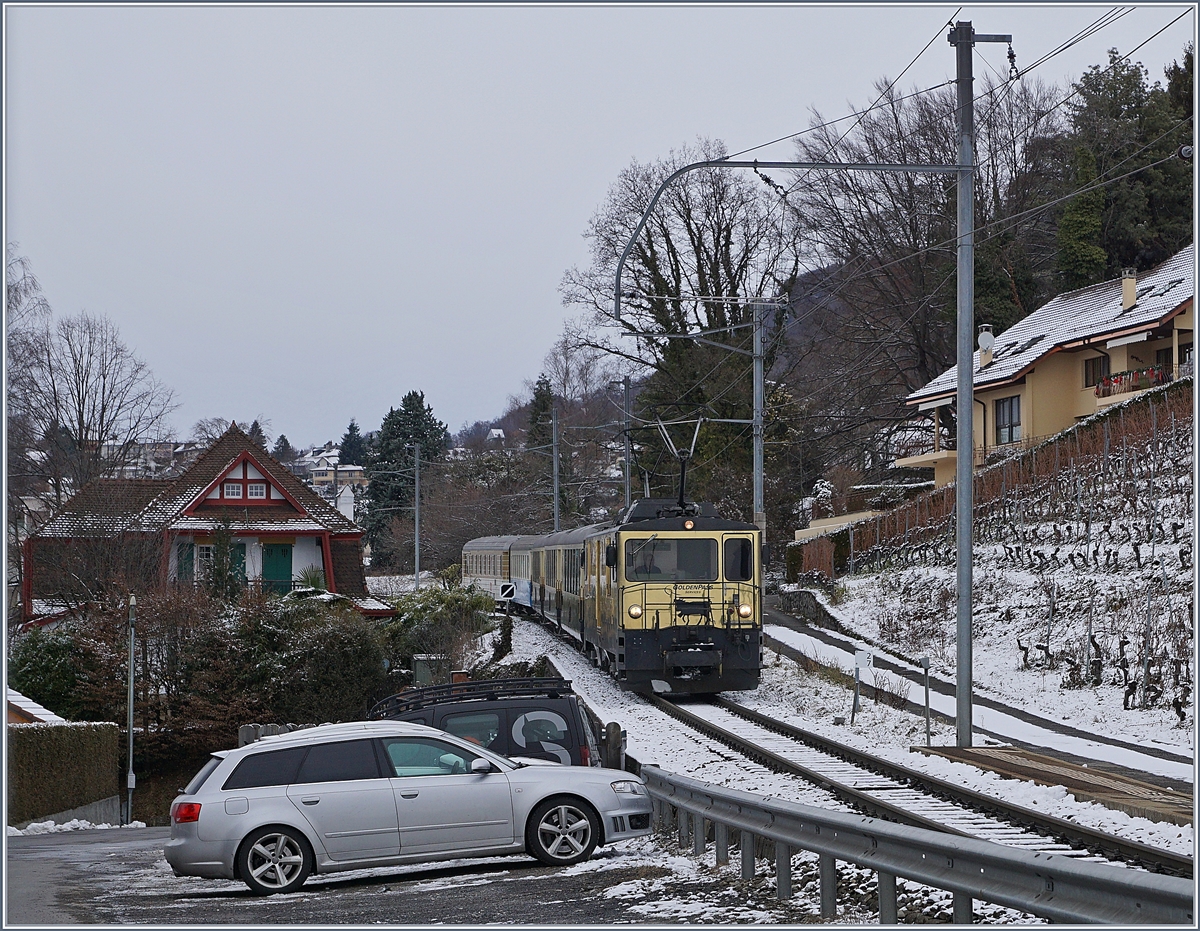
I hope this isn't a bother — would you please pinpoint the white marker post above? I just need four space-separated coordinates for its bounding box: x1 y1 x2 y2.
920 656 932 747
852 651 872 725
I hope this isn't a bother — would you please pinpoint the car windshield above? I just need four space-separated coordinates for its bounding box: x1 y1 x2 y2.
625 537 718 581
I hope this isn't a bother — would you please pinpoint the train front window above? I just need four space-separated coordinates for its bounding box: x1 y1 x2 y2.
724 538 754 581
625 538 717 581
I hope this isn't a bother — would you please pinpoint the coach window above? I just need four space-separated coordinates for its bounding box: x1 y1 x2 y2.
724 538 753 581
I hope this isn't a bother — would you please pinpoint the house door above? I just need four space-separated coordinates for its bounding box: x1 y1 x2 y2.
262 543 293 594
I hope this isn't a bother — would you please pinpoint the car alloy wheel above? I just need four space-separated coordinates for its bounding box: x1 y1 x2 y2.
238 827 312 895
528 797 598 866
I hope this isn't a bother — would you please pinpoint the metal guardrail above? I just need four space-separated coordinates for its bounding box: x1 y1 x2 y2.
641 766 1193 924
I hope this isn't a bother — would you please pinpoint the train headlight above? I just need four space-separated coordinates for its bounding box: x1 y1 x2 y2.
683 519 695 530
627 604 643 619
737 603 753 619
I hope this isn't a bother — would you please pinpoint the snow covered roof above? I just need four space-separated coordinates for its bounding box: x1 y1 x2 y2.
908 244 1194 404
7 688 68 724
32 424 360 538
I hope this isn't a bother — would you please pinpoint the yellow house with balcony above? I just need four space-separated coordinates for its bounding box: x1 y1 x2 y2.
897 245 1193 487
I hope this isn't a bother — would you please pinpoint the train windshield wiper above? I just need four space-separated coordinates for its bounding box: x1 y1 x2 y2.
630 534 658 556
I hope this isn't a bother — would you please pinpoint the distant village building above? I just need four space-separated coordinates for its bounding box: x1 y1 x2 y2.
898 245 1194 487
310 457 369 489
21 424 392 623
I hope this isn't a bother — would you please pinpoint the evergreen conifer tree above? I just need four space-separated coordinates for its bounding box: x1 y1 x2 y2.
339 419 368 466
272 434 297 464
1056 147 1108 289
363 392 449 568
526 374 554 451
247 420 268 449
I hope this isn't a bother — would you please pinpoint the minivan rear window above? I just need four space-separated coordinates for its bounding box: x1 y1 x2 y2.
441 712 502 752
222 747 308 790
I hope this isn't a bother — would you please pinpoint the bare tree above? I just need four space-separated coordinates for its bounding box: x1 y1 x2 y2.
778 74 1068 476
562 138 801 374
7 246 56 605
22 311 177 506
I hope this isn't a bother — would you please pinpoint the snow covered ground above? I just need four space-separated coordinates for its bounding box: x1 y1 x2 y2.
505 617 1193 858
765 620 1193 783
786 408 1194 768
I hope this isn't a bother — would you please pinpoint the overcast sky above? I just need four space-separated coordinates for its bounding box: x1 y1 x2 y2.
6 3 1194 448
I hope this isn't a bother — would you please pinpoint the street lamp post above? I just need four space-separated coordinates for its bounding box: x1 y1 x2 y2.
125 593 136 825
409 445 421 591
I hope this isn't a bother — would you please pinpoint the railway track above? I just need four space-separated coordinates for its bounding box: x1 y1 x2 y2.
648 694 1193 878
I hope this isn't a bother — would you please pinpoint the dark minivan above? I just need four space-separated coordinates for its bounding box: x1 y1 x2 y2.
368 678 601 767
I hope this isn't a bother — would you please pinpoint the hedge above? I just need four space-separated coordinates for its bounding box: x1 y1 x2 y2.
8 722 119 824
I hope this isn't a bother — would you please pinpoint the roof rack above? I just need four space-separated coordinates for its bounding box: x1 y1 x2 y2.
368 677 574 719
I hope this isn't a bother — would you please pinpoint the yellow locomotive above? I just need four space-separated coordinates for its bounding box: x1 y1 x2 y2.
462 498 762 694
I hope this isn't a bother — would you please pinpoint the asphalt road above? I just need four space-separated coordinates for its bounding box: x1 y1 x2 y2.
5 827 798 925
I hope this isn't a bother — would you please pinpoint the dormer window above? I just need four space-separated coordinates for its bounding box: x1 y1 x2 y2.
224 482 243 498
248 483 267 499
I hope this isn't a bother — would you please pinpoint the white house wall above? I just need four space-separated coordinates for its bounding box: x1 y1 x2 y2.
292 536 322 578
167 534 323 582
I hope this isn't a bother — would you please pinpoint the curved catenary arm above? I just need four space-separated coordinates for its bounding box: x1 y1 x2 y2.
612 158 958 320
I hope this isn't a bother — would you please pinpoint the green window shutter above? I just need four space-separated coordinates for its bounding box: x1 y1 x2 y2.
177 542 195 582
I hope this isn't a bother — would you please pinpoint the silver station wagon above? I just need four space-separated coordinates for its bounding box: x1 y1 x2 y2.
165 720 653 895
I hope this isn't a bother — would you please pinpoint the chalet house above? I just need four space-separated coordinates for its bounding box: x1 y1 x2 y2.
897 245 1194 486
22 424 392 621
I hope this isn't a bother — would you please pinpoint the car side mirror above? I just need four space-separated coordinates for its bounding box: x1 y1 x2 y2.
470 757 493 774
605 544 617 568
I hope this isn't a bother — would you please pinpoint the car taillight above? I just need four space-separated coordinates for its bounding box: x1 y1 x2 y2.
579 744 590 766
173 802 201 824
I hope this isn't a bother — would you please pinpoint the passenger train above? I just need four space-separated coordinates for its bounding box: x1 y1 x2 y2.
461 498 762 695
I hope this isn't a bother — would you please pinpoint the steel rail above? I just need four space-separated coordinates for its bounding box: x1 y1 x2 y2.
648 694 1191 877
713 696 1193 877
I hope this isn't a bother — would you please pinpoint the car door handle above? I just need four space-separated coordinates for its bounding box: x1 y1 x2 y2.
301 796 320 805
400 790 419 799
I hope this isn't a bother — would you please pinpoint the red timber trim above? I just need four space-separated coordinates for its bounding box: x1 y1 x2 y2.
22 538 34 622
183 451 311 516
321 531 337 592
356 606 397 618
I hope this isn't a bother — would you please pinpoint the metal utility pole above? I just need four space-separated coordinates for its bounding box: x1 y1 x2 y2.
621 377 632 511
552 407 561 532
125 594 136 825
410 445 421 590
752 301 766 541
948 19 1011 750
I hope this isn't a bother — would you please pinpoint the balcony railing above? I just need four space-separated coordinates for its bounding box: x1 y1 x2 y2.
174 578 307 595
1094 364 1172 398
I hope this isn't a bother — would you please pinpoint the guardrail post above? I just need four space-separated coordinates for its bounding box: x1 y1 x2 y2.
877 871 897 924
677 807 689 848
776 844 792 900
693 814 706 855
819 853 838 920
953 892 973 924
652 798 663 830
740 830 755 880
715 822 729 865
